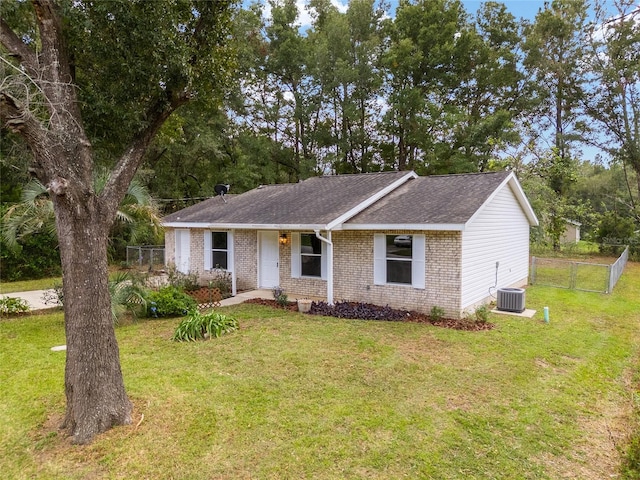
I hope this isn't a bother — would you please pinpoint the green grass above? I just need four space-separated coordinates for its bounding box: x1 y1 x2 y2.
0 268 143 294
1 264 640 479
0 276 62 294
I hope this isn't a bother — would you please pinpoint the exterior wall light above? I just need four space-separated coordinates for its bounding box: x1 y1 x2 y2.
279 233 288 245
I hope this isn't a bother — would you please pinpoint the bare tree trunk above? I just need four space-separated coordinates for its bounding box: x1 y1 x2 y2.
55 196 132 444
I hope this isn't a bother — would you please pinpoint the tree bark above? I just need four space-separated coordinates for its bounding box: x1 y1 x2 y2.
55 195 132 444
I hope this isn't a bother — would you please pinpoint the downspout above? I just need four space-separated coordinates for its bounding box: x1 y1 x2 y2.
231 229 237 297
314 229 334 305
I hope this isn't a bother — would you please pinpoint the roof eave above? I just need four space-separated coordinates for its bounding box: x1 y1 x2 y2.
342 223 465 231
162 222 328 230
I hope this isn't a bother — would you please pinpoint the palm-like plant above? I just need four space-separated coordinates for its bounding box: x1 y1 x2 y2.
2 173 162 250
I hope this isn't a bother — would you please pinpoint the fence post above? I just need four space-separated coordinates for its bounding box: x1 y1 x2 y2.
570 262 577 289
607 264 612 294
530 257 536 284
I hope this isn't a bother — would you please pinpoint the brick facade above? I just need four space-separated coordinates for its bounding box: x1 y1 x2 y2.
164 228 258 292
165 228 465 318
333 231 462 318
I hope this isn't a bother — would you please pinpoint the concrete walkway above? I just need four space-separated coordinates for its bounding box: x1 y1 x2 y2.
1 289 59 311
1 288 315 312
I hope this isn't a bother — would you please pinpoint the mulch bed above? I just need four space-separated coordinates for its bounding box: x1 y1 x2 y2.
243 298 494 331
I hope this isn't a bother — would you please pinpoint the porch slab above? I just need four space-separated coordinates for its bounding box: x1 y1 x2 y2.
491 308 537 318
219 289 326 307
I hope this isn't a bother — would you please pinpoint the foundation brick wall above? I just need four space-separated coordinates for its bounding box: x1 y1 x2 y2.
333 231 463 318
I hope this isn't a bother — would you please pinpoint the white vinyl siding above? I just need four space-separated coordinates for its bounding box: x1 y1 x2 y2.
461 184 530 309
373 233 425 289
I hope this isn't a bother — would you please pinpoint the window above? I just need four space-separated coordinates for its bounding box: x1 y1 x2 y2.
386 235 412 284
300 233 322 277
374 234 425 288
211 231 228 270
291 232 326 279
204 231 232 271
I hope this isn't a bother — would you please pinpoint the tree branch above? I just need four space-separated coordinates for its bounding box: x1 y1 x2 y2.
0 18 38 76
100 94 189 220
0 90 56 182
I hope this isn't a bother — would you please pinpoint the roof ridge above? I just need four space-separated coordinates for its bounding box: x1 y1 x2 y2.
424 171 510 178
317 170 410 178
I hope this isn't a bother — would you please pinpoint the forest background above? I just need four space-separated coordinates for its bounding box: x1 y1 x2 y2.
1 0 639 280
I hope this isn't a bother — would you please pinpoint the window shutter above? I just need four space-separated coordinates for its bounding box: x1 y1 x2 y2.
412 234 426 289
291 232 301 278
204 231 212 271
373 234 386 285
227 231 234 273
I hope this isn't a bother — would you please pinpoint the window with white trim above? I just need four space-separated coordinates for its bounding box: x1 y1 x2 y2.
204 231 233 271
301 233 322 277
211 231 228 269
374 234 425 288
291 232 326 279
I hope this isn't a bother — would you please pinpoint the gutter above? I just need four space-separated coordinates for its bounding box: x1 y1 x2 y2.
314 229 334 305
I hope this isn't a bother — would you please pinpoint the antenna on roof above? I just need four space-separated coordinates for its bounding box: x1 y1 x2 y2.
213 183 231 203
214 184 230 203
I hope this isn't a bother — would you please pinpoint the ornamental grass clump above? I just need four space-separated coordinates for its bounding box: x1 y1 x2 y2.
172 311 239 342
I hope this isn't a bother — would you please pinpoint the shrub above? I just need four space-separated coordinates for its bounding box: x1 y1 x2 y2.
109 272 148 323
310 301 408 321
272 286 288 307
166 264 200 292
0 296 30 316
172 311 238 342
208 269 232 298
0 233 61 281
145 286 197 318
474 305 491 324
42 282 63 307
430 305 445 322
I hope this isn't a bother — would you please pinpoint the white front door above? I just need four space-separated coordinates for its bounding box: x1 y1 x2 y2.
259 231 280 288
175 229 191 273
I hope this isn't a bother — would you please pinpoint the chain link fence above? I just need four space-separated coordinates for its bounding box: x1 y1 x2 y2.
530 246 629 294
126 245 165 270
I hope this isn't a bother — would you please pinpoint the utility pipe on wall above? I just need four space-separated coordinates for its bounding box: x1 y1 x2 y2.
314 230 334 305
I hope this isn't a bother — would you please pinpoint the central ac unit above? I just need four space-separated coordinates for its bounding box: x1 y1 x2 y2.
497 288 526 313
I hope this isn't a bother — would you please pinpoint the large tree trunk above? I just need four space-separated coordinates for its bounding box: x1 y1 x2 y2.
2 0 228 445
55 196 132 444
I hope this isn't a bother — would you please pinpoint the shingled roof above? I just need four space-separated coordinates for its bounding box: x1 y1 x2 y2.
346 171 514 226
162 170 538 229
162 171 414 227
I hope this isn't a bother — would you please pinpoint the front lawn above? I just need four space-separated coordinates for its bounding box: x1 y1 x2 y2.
1 264 639 479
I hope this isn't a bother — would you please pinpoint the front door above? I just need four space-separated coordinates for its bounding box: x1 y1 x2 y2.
175 229 190 273
259 231 280 288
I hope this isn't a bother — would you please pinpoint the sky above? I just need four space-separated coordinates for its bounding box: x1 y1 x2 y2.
260 0 559 28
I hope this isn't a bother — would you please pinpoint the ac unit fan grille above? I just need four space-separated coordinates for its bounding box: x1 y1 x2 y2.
497 288 525 313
